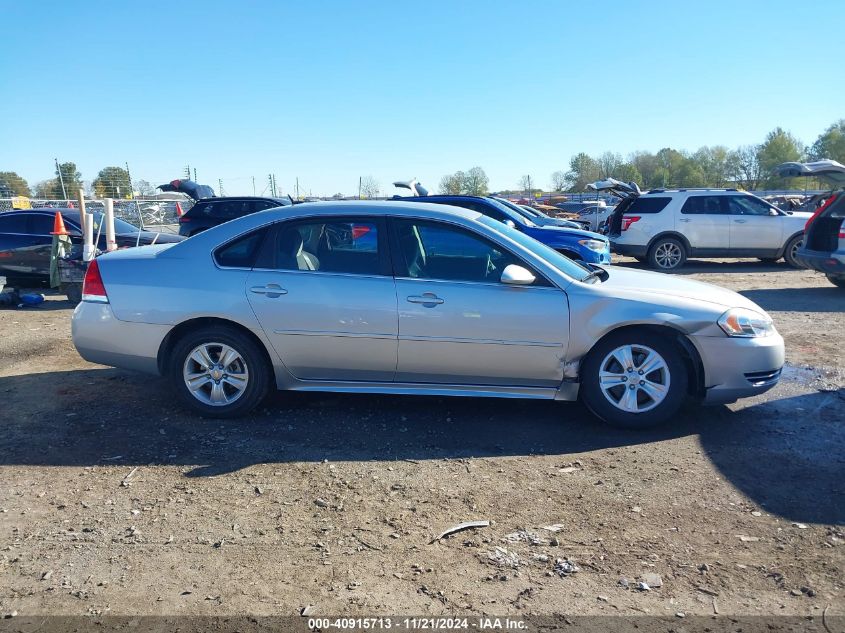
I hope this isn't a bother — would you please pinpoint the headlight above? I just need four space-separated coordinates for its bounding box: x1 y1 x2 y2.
718 308 775 337
578 239 607 252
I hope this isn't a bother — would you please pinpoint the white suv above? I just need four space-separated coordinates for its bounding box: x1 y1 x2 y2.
590 179 812 271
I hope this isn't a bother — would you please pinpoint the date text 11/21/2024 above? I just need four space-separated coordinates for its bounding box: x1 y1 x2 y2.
307 617 527 630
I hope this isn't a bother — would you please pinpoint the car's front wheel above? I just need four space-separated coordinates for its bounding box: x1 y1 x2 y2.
580 330 688 428
647 237 687 271
169 326 271 417
783 234 804 268
827 274 845 289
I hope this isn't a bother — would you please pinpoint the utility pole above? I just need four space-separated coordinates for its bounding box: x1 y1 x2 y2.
193 168 197 182
218 178 224 196
295 177 299 200
55 158 67 199
184 165 191 180
252 176 256 195
358 176 362 200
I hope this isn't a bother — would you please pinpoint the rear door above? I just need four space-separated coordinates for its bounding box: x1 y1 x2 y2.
724 195 783 253
246 216 398 381
678 195 731 249
389 217 569 387
0 214 41 276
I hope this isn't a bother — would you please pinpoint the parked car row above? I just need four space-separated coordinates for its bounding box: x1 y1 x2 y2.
0 209 182 282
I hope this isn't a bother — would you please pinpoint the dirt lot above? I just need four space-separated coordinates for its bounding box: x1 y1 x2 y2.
0 259 843 620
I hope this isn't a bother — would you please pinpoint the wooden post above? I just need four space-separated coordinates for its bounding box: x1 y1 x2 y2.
77 188 87 234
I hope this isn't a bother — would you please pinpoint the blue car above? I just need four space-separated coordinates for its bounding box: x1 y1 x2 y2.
397 195 612 264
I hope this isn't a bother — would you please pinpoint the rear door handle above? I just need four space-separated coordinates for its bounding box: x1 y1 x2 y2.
407 293 444 305
250 284 287 298
733 219 747 224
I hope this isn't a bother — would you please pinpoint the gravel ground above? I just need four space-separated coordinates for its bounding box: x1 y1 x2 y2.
0 258 843 619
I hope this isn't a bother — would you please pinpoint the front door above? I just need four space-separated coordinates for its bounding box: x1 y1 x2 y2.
390 218 570 387
246 217 398 381
724 195 784 254
678 195 731 249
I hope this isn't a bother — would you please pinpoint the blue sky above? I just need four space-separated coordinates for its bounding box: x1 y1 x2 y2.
2 0 843 196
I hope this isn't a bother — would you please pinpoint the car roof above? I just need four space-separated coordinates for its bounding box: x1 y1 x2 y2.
194 196 289 203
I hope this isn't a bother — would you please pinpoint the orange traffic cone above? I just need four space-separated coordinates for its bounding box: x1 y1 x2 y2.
50 211 70 236
175 201 184 217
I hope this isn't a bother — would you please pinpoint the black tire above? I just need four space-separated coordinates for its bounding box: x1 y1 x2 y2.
580 330 688 429
61 282 82 304
647 237 687 271
783 234 804 268
827 274 845 289
168 325 271 418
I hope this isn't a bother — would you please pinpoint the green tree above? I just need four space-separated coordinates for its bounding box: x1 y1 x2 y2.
612 163 643 185
727 145 762 190
692 146 731 187
809 119 845 163
463 166 489 196
93 166 132 198
0 171 31 196
629 151 660 188
597 152 623 178
54 161 82 198
564 153 601 191
438 171 465 194
758 127 804 188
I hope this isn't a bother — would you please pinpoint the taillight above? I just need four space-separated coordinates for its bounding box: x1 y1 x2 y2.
621 216 641 231
82 259 109 303
805 193 838 230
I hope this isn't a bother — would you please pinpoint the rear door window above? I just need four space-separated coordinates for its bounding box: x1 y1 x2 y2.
266 218 385 276
29 214 57 235
681 196 727 215
627 197 671 214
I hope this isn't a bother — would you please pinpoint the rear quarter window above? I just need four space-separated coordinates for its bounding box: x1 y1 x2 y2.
627 197 671 214
213 229 268 268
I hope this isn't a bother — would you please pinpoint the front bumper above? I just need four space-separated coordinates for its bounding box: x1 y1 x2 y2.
691 331 786 405
796 248 845 274
72 301 170 375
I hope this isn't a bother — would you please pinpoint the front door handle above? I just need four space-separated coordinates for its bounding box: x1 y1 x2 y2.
250 284 287 298
678 218 691 223
733 219 747 224
407 293 444 305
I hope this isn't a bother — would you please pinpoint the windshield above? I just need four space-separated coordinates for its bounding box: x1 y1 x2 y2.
478 215 592 281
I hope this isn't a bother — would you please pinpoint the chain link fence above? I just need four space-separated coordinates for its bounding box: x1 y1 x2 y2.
0 197 194 229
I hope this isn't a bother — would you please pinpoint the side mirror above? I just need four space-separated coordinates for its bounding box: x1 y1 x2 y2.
503 219 516 228
500 264 536 286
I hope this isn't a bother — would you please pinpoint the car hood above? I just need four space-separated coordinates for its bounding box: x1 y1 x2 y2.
597 266 762 312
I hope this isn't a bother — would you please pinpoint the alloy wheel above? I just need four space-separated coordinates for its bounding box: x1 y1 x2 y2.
182 342 250 406
598 344 671 413
654 242 682 269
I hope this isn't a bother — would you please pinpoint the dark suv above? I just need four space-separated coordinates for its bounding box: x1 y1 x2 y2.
178 196 293 237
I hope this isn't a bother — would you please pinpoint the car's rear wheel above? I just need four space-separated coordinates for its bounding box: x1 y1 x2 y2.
580 330 688 429
647 237 687 271
783 234 804 268
827 274 845 289
169 326 271 418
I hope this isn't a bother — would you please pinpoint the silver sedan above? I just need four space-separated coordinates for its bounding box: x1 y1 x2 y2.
72 201 785 428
